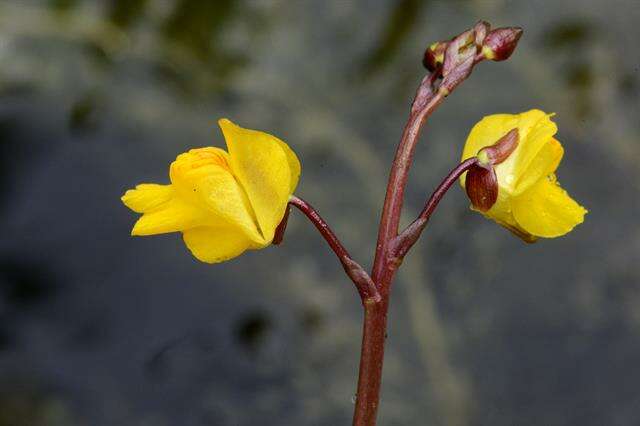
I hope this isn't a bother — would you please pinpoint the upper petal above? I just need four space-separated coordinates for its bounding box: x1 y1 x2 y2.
219 119 298 243
512 175 587 238
170 147 264 244
275 135 301 193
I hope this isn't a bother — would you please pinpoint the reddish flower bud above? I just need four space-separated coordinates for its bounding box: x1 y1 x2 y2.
482 27 523 61
422 41 447 71
465 164 498 212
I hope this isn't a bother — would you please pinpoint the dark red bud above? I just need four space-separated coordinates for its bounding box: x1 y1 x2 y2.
465 164 498 212
482 27 523 61
272 206 290 245
422 41 448 71
478 128 519 165
473 20 491 47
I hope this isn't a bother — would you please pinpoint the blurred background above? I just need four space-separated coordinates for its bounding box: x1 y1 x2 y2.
0 0 638 425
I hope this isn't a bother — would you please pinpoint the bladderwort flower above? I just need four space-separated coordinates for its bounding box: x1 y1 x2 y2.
121 119 300 263
461 109 587 242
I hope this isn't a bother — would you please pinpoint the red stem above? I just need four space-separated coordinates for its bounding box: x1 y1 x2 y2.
352 298 388 425
352 84 445 426
370 78 445 289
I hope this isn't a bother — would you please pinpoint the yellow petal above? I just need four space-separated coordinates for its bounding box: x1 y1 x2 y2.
169 147 264 244
480 189 517 228
512 175 587 238
131 198 208 236
275 136 301 193
476 191 538 243
513 137 563 195
219 118 295 243
501 112 558 193
121 184 173 213
183 225 253 263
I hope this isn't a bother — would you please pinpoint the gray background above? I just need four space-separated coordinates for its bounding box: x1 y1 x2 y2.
0 0 638 425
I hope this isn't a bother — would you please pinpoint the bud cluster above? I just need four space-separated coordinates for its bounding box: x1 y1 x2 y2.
422 21 523 72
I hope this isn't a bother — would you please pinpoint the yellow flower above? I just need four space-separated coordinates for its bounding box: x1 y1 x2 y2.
461 109 587 242
121 119 301 263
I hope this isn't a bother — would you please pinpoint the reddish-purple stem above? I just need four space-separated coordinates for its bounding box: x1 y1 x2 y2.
353 40 488 426
370 80 446 288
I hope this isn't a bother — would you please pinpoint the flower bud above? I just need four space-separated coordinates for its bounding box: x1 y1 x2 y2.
422 41 447 71
482 27 523 61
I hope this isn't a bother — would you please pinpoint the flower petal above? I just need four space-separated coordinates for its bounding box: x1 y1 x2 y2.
121 184 173 213
503 112 558 194
275 137 301 193
476 187 538 243
479 189 517 228
219 119 294 243
513 137 563 195
512 175 587 238
183 225 253 263
170 147 264 244
131 198 208 236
